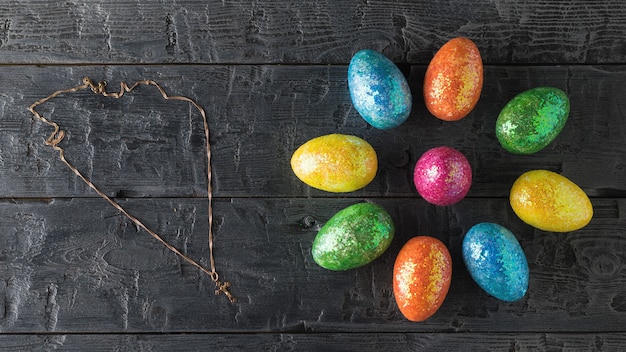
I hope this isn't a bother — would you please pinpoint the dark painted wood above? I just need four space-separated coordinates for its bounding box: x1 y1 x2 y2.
1 0 626 349
0 198 623 333
1 1 626 64
6 64 626 199
0 333 625 351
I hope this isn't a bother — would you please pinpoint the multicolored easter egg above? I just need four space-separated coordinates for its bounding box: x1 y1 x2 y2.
496 87 570 154
462 222 529 301
348 49 412 129
510 170 593 232
423 37 483 121
413 146 472 206
312 202 394 270
291 134 377 193
393 236 452 322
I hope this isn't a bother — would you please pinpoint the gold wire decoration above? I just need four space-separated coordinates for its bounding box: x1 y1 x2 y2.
28 77 236 303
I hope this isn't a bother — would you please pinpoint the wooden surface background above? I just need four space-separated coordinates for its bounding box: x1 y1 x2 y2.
1 1 626 351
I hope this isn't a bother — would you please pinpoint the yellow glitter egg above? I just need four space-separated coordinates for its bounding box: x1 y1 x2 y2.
510 170 593 232
290 134 377 192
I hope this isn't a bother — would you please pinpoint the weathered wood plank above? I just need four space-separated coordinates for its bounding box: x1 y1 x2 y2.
1 1 626 64
0 197 624 333
0 332 625 351
4 64 626 198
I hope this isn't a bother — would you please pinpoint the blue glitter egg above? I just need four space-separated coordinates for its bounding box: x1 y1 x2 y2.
462 222 529 301
348 50 412 130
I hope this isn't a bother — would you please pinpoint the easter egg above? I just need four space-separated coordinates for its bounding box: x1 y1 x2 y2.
348 49 412 129
496 87 570 154
393 236 452 322
510 170 593 232
424 37 483 121
413 146 472 206
462 222 529 301
291 134 377 193
312 202 394 271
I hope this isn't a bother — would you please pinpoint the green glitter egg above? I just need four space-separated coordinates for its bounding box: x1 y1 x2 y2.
496 87 569 154
312 202 394 271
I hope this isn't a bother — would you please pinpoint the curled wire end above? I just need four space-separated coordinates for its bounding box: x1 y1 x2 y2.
82 77 94 86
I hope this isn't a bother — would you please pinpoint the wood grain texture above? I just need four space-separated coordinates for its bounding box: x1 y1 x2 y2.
4 64 626 199
0 197 623 333
0 333 625 351
1 0 626 349
0 1 626 64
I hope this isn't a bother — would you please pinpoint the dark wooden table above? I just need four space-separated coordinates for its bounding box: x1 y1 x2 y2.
1 1 626 350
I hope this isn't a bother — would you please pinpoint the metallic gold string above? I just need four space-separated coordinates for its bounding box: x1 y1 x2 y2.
28 77 236 303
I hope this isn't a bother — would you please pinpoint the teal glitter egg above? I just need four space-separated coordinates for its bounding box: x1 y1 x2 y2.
462 222 529 301
348 50 412 130
312 202 394 270
495 87 569 154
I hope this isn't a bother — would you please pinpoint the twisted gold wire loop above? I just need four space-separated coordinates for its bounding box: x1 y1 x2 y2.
28 77 236 303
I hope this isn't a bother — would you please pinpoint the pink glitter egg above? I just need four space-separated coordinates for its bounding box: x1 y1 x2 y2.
413 146 472 206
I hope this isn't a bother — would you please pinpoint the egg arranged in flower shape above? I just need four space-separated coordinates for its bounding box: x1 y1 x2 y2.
510 170 593 232
290 134 377 193
496 87 570 154
348 49 412 129
393 236 452 322
413 146 472 206
462 222 529 302
424 37 483 121
312 202 394 271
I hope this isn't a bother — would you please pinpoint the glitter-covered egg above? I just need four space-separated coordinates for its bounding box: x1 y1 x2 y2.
496 87 569 154
291 134 377 193
393 236 452 322
423 37 483 121
510 170 593 232
462 222 529 301
312 202 394 271
413 146 472 206
348 49 412 129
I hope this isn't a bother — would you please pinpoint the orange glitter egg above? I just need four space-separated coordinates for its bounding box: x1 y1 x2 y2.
393 236 452 322
424 37 483 121
510 170 593 232
290 134 377 193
